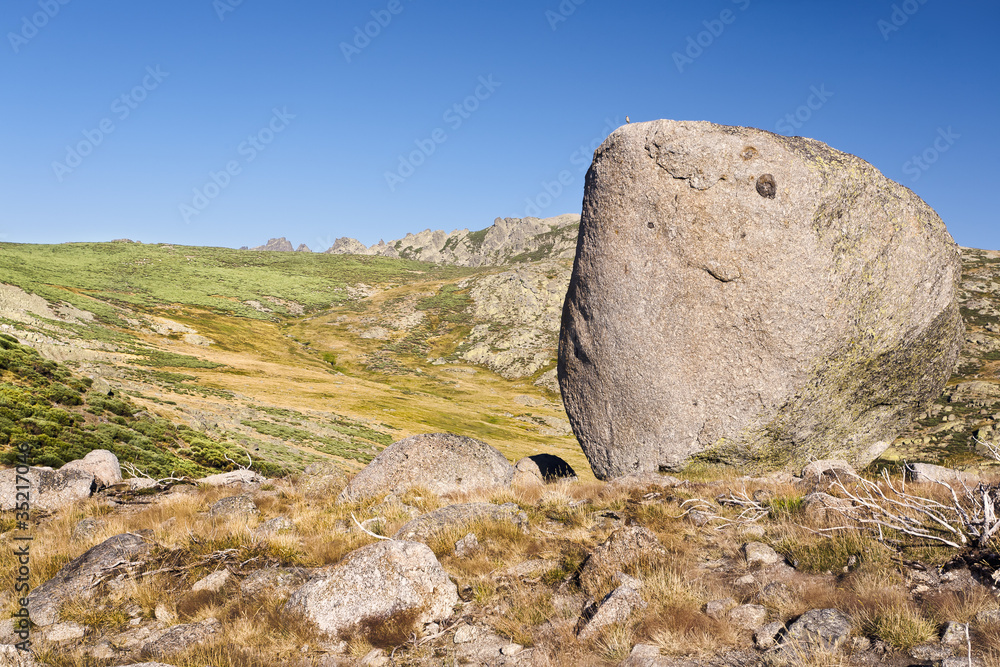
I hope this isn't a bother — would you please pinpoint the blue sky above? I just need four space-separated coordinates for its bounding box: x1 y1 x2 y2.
1 1 997 250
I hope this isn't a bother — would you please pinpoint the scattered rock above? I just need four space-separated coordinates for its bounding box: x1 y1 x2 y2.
620 644 671 667
141 617 221 658
0 466 95 512
500 643 523 656
754 621 785 649
454 625 479 644
208 495 259 518
941 621 968 646
338 433 515 501
0 645 40 666
359 648 388 666
742 542 782 567
393 502 528 542
285 540 458 637
239 567 310 598
782 608 852 653
908 462 980 487
199 470 266 487
705 598 738 620
255 516 295 535
578 526 667 595
28 533 149 627
44 621 86 642
577 573 646 640
800 459 856 485
976 609 1000 624
801 492 853 522
558 119 963 477
758 581 793 607
62 449 122 488
727 604 767 630
71 517 106 542
454 533 479 558
191 569 230 592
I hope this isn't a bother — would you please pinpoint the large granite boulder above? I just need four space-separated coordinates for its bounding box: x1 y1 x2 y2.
558 119 964 479
338 433 514 501
285 540 457 637
62 449 121 488
0 466 95 512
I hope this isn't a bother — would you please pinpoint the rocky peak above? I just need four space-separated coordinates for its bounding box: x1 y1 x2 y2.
251 237 294 252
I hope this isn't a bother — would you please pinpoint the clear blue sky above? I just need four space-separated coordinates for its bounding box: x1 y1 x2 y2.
1 1 997 250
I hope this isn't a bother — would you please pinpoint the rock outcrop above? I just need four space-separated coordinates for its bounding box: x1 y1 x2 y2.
285 540 457 637
558 119 964 479
250 238 294 252
324 214 580 267
338 433 515 501
62 449 121 488
28 533 149 627
0 466 95 512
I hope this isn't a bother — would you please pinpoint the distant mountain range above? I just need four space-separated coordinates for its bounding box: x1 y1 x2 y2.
245 214 581 267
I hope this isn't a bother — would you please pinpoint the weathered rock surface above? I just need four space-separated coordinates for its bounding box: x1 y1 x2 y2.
198 469 266 487
558 119 964 478
28 533 149 627
62 449 122 488
338 433 514 501
578 526 666 595
251 237 294 252
393 502 528 542
239 567 310 597
513 454 576 484
577 573 646 639
909 462 980 487
140 617 221 658
208 495 259 518
781 608 852 652
285 540 458 637
0 466 95 512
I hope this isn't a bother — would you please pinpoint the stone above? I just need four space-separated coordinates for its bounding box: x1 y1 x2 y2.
743 542 782 567
908 463 980 487
558 119 963 478
727 604 767 630
393 503 528 542
62 450 122 488
705 598 738 620
285 540 458 637
0 466 95 512
199 469 266 487
454 533 479 558
975 609 1000 624
500 643 523 656
359 648 388 666
28 533 149 627
44 622 86 642
191 569 230 592
578 526 667 595
577 573 646 640
782 608 852 652
800 459 856 484
71 518 106 542
255 516 295 535
513 454 577 483
338 433 515 501
453 625 479 644
758 581 793 607
239 567 310 597
754 621 786 649
208 494 259 517
141 617 221 658
801 492 853 522
0 646 40 667
941 621 968 646
620 644 670 667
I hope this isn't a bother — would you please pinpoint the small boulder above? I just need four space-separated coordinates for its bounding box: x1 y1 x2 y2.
705 598 738 621
28 533 149 627
199 470 266 487
577 573 646 640
0 466 95 512
62 450 122 488
513 454 577 485
908 463 980 487
255 516 295 536
754 621 786 649
141 618 221 658
208 495 259 518
579 526 667 595
71 518 106 542
44 621 86 643
728 604 767 630
800 460 856 485
285 540 458 637
454 533 479 558
339 433 514 501
191 569 230 593
801 492 853 522
0 646 40 667
743 542 782 567
941 621 968 646
782 608 852 652
393 503 528 542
